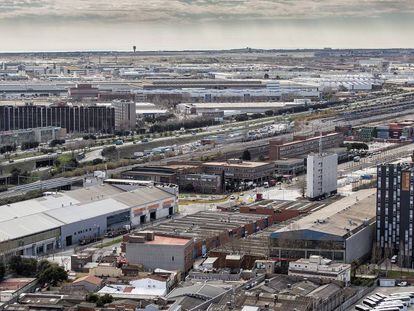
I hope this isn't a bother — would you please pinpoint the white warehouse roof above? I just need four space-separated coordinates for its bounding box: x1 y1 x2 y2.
0 184 175 243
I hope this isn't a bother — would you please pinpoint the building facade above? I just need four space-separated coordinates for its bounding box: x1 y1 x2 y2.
306 153 338 200
376 163 414 267
288 256 351 285
124 232 194 273
269 132 343 160
0 104 115 133
202 159 275 187
112 100 136 131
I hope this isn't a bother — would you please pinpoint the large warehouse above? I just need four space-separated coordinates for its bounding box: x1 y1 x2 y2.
269 189 376 263
0 183 178 258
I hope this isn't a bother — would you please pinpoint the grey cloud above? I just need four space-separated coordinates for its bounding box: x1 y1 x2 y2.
0 0 413 23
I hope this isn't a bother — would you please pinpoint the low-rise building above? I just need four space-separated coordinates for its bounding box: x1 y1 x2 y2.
98 275 170 299
202 159 275 187
269 132 343 160
124 232 194 273
288 255 351 285
72 275 103 292
0 278 37 302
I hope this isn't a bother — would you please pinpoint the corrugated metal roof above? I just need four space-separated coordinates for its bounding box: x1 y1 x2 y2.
0 184 175 242
44 198 129 224
0 214 63 241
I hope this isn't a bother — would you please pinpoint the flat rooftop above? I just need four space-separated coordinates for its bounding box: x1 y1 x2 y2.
274 188 376 237
145 235 191 246
203 161 271 168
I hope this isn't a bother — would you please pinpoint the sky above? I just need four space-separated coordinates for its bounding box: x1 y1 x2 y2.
0 0 413 52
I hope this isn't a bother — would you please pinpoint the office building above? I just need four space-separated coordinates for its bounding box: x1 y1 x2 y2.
376 163 414 267
306 153 338 200
112 100 136 131
0 104 115 133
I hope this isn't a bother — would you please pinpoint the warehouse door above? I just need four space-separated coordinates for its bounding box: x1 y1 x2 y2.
65 235 72 246
150 211 156 221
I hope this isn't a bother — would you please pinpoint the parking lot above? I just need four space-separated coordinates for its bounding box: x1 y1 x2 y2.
354 285 414 310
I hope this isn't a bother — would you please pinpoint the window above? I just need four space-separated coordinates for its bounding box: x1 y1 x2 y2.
172 256 175 261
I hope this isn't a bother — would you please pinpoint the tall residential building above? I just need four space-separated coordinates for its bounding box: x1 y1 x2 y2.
0 104 115 134
376 163 414 267
306 152 338 200
112 100 136 131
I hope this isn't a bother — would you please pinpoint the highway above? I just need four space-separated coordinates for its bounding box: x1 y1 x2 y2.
2 90 414 181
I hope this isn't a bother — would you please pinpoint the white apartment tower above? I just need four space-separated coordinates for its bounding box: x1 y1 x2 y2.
306 152 338 200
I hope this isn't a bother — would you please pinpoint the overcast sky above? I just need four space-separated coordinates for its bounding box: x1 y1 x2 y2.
0 0 413 52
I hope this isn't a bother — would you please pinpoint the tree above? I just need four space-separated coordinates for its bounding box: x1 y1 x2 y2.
37 264 67 286
37 260 52 273
181 183 195 193
96 294 113 307
241 150 251 161
8 256 37 276
0 262 5 281
234 114 248 122
102 146 117 157
49 139 66 147
21 141 39 150
92 158 104 165
86 293 99 303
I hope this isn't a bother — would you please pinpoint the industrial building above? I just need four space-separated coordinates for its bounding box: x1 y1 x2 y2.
269 132 343 160
376 163 414 267
202 159 275 188
270 189 376 263
123 210 273 261
124 232 194 273
121 165 223 194
0 103 115 133
176 101 302 115
0 183 178 258
306 152 338 200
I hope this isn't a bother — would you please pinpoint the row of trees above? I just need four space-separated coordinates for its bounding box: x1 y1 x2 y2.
49 139 66 147
149 117 220 133
21 141 39 150
0 144 16 154
345 142 369 151
233 110 275 122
